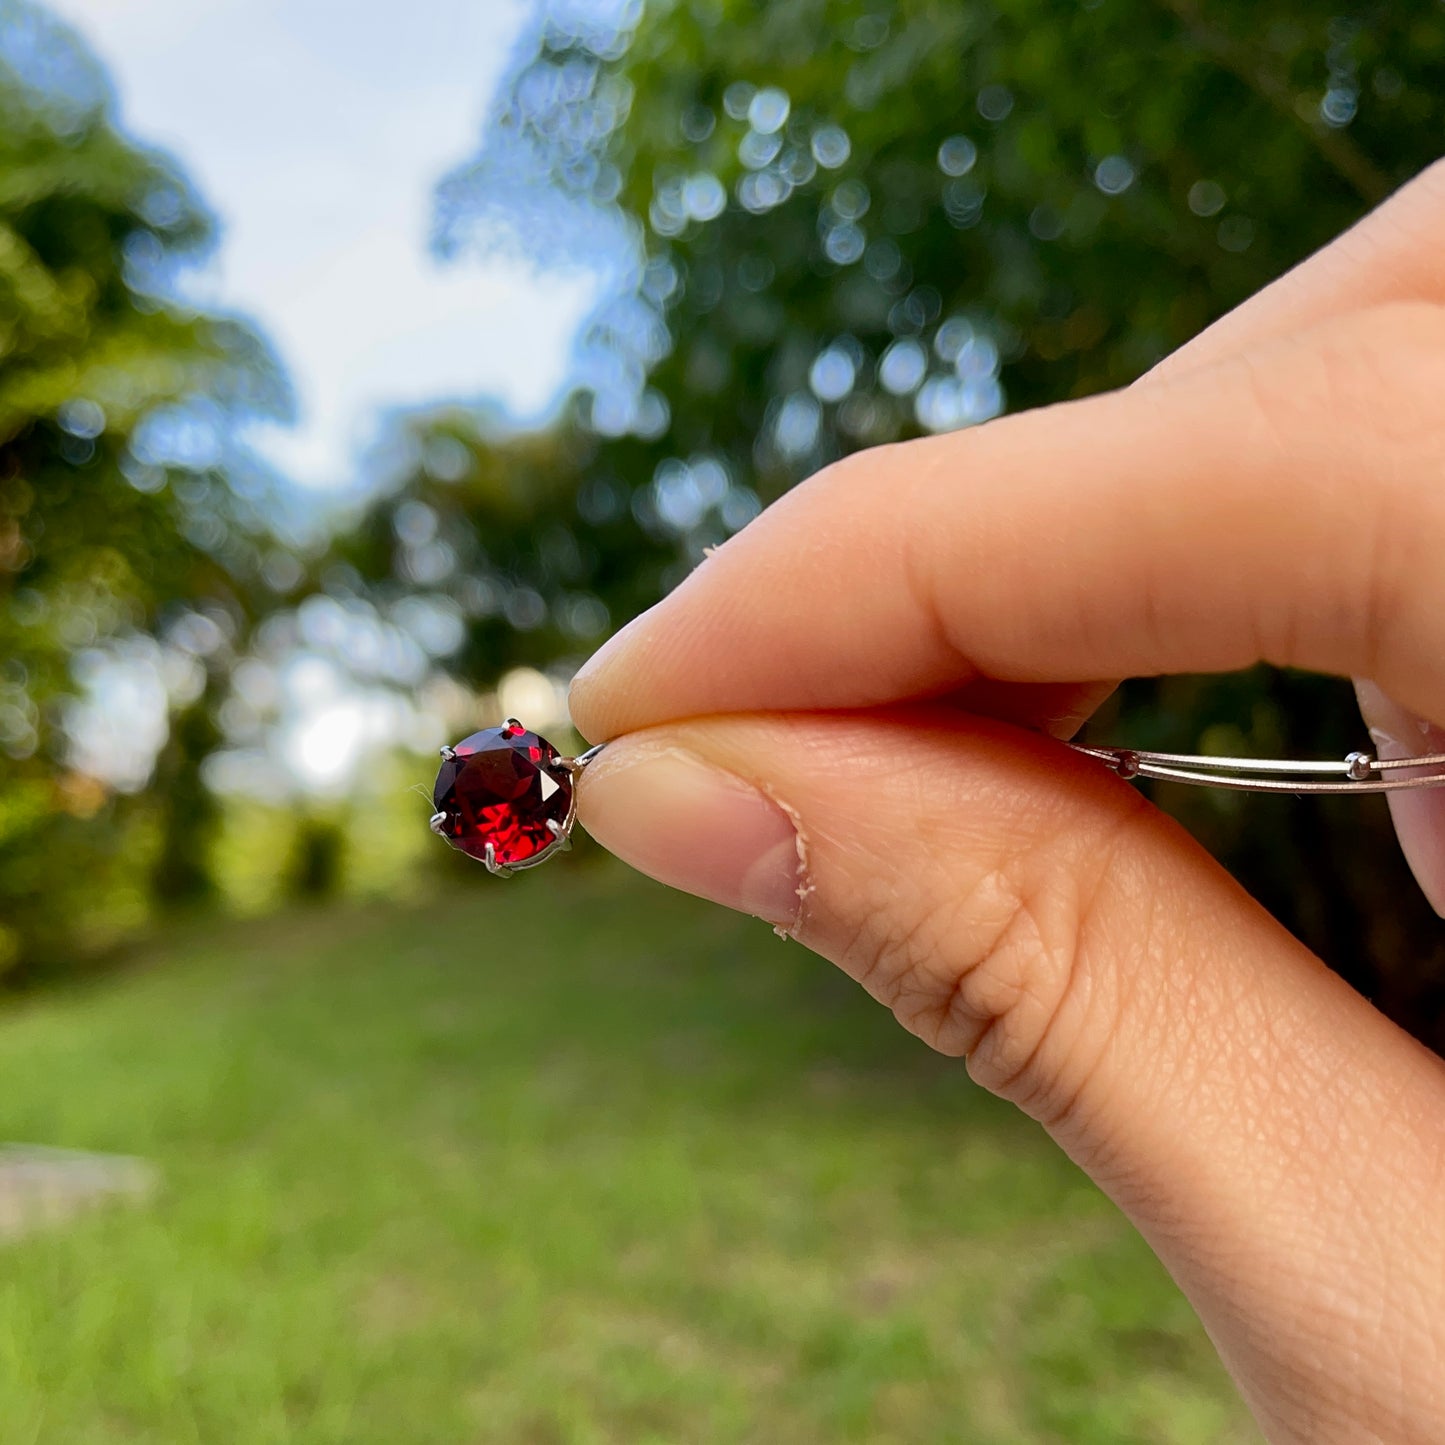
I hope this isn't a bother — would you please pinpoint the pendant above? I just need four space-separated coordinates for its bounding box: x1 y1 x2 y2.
429 720 604 877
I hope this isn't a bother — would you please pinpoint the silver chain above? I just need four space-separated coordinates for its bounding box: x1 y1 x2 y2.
1068 743 1445 794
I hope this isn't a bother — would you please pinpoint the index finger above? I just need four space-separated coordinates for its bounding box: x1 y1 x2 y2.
571 300 1445 741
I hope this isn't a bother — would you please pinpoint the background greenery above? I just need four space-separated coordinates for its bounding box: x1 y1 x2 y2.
0 871 1258 1444
0 0 291 975
3 0 1445 1436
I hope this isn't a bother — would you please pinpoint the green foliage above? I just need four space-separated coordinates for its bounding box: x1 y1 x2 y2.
0 3 289 976
339 408 674 685
355 0 1445 1038
0 879 1256 1442
447 0 1445 491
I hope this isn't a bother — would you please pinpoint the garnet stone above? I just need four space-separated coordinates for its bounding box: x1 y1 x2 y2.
432 724 573 868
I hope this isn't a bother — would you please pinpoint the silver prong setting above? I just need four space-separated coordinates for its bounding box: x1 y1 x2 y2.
430 721 592 876
555 742 606 779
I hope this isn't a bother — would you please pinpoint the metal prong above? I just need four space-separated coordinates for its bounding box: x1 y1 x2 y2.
504 717 523 731
568 742 608 773
483 842 514 878
428 811 448 836
439 745 456 761
546 819 572 852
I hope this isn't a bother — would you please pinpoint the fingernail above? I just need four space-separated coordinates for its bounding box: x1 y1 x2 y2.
1355 681 1445 918
577 742 803 926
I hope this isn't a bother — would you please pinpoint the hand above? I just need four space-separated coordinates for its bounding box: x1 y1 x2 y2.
569 161 1445 1444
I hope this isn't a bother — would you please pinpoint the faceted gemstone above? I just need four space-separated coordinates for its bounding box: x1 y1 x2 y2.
432 724 572 867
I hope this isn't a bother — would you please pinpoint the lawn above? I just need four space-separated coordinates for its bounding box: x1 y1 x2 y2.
0 861 1258 1444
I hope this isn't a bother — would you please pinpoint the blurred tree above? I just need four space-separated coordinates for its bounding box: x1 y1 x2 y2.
336 406 673 694
0 2 290 975
358 1 1445 1041
282 812 345 902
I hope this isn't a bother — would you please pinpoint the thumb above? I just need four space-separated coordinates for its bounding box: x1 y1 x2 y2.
577 708 1445 1444
1355 679 1445 918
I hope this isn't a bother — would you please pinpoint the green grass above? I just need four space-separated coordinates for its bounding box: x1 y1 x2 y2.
0 863 1258 1444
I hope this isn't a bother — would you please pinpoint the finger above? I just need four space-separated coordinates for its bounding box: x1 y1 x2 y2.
575 165 1445 745
571 301 1445 742
927 678 1118 740
1355 680 1445 918
1153 158 1445 381
921 161 1445 740
1148 162 1445 918
578 709 1445 1441
1162 156 1445 916
928 164 1445 744
1155 161 1445 911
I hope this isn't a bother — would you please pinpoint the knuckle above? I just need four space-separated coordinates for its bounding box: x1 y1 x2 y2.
853 798 1153 1137
957 827 1131 1127
844 876 975 1050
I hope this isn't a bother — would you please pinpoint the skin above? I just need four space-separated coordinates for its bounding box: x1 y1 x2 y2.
569 160 1445 1443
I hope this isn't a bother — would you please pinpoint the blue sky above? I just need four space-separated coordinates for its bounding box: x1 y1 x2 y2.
48 0 596 491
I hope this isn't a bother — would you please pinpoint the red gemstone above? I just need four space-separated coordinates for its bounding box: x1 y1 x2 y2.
432 724 573 867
